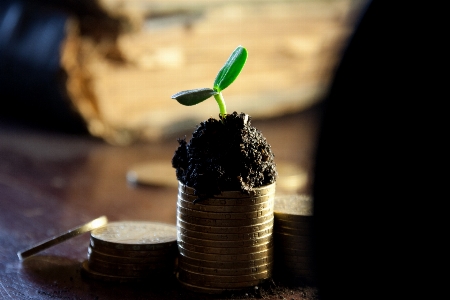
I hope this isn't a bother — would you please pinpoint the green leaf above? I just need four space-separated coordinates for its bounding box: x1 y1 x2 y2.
171 88 217 106
213 46 248 93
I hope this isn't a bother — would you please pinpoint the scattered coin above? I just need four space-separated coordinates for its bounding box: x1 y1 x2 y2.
126 160 177 188
275 162 308 194
17 216 108 261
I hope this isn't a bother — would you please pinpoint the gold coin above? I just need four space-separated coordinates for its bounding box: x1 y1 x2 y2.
274 194 313 216
87 255 173 271
279 263 315 273
275 163 308 193
90 240 177 257
178 268 271 283
90 221 177 251
177 239 273 255
178 232 273 248
81 260 146 283
177 278 231 294
275 232 311 242
178 259 274 276
177 211 273 227
273 194 313 224
177 197 274 213
177 205 273 220
178 244 273 262
179 254 272 269
278 247 314 257
88 260 173 277
17 216 108 261
274 217 313 229
178 191 274 206
87 246 175 264
179 182 276 199
177 217 273 234
274 254 314 266
274 224 311 236
178 276 269 289
126 161 177 188
274 239 313 251
178 226 273 241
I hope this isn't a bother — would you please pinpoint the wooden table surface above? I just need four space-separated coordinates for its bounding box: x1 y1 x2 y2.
0 106 321 300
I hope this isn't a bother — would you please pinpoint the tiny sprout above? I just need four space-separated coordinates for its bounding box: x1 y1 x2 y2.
171 46 248 119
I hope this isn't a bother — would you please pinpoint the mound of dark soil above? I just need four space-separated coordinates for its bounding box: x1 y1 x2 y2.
172 112 277 198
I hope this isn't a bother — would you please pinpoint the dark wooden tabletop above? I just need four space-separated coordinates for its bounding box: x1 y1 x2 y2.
0 106 321 300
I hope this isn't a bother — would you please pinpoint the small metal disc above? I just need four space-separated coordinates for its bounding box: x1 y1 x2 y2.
17 216 108 261
90 221 177 251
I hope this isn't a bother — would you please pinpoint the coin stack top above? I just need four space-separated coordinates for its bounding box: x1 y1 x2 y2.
82 221 178 283
273 194 316 284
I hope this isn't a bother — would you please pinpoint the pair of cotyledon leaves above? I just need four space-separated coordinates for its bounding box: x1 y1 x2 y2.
171 46 248 106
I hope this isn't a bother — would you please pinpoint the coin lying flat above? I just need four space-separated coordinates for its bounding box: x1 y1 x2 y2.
179 268 272 284
17 216 108 261
88 260 173 277
274 194 313 215
177 205 273 220
179 259 274 276
126 161 177 188
178 276 269 289
90 221 177 251
177 211 273 227
177 278 232 294
179 183 276 199
178 244 273 262
177 217 273 234
81 260 145 283
178 198 274 213
178 226 273 241
178 192 274 206
178 232 273 248
90 240 177 257
87 246 174 264
177 239 273 255
179 254 272 269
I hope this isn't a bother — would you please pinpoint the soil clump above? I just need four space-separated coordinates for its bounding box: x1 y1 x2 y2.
172 112 277 198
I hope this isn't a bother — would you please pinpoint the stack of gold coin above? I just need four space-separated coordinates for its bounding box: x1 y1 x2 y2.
176 183 276 294
81 221 178 283
273 194 315 284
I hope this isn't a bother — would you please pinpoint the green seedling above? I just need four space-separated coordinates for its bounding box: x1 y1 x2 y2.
171 46 248 119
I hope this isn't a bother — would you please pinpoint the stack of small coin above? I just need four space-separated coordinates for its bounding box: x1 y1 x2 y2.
273 194 315 284
81 221 178 283
176 182 276 294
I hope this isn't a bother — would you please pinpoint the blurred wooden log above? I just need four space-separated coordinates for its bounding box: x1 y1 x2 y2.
61 0 363 145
